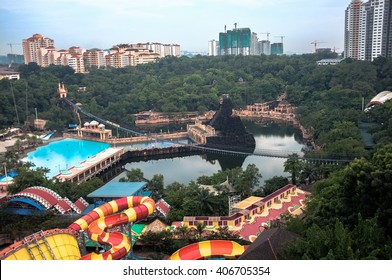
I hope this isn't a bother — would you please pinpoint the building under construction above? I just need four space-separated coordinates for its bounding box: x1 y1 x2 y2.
218 24 258 55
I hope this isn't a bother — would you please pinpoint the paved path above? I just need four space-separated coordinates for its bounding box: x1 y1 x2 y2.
0 139 17 153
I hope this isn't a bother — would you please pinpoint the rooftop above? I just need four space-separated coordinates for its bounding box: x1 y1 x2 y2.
87 182 148 198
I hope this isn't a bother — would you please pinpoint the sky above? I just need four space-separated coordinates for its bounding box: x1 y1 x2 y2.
0 0 348 56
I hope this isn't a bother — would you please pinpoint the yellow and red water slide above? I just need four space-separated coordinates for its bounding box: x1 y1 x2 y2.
169 240 248 260
68 196 155 260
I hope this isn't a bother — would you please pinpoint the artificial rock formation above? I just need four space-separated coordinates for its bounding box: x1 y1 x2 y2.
206 94 255 152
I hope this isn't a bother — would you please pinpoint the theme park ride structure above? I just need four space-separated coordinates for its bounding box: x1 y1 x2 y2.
68 196 155 260
0 196 155 260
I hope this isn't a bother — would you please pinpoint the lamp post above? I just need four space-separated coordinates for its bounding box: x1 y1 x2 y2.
2 163 8 192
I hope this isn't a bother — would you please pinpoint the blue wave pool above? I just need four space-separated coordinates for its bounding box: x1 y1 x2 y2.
23 138 110 178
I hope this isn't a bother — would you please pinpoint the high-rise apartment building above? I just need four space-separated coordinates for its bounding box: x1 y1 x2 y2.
383 0 392 57
271 43 284 55
163 44 181 57
83 49 107 69
22 34 55 64
345 0 362 59
138 43 181 58
259 40 271 55
214 26 271 56
250 32 259 55
22 34 178 71
219 27 255 55
208 40 219 56
345 0 392 60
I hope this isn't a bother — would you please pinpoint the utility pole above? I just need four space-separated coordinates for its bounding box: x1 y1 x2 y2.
10 81 20 126
25 81 28 122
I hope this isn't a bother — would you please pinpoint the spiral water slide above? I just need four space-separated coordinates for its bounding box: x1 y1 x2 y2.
68 196 155 260
169 240 248 260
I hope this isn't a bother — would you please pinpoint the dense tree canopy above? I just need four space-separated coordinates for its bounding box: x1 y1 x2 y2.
1 54 392 259
283 144 392 259
1 55 391 139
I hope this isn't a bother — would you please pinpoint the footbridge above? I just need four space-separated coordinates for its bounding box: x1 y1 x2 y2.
64 98 144 136
189 145 357 164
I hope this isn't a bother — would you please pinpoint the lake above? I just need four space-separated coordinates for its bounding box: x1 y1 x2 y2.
113 120 307 186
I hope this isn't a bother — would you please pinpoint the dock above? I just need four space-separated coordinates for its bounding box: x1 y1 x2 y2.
55 147 125 185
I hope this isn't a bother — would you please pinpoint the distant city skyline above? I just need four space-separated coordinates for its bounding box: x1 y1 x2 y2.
1 0 347 56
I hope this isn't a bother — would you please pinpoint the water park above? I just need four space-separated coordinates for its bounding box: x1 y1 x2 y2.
0 84 310 260
39 132 55 141
0 179 308 260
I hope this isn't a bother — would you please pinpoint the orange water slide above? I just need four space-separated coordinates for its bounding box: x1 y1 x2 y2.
169 240 248 260
68 196 155 260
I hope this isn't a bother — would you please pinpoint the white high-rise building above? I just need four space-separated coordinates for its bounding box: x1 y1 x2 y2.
370 0 386 60
208 40 219 56
259 40 271 55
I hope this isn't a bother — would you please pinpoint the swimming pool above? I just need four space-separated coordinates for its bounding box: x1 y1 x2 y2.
23 138 110 178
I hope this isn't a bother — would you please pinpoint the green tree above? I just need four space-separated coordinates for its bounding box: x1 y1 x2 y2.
148 174 164 200
283 144 392 260
232 164 262 197
284 153 304 185
3 150 20 170
119 168 145 182
259 176 289 196
9 165 51 194
193 186 219 216
194 222 206 241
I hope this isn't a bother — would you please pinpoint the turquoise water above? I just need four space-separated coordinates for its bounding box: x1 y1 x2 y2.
23 138 110 178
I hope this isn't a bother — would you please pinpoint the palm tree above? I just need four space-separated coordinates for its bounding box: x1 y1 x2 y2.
283 153 304 185
195 187 219 216
4 150 19 170
195 222 206 241
174 225 192 240
300 162 320 184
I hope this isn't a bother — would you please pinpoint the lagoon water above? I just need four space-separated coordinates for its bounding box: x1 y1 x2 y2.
113 121 306 186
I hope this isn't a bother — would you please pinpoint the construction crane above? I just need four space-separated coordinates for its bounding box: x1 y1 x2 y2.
7 43 21 55
6 43 21 65
260 32 271 41
275 36 285 44
311 40 327 53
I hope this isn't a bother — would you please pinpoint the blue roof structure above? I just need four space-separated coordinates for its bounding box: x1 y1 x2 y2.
87 182 150 198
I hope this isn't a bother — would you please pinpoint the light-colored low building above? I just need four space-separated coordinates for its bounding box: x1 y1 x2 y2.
0 70 20 80
77 121 112 140
316 58 343 65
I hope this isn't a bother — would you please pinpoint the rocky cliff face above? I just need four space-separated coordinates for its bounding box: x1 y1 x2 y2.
206 95 256 151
